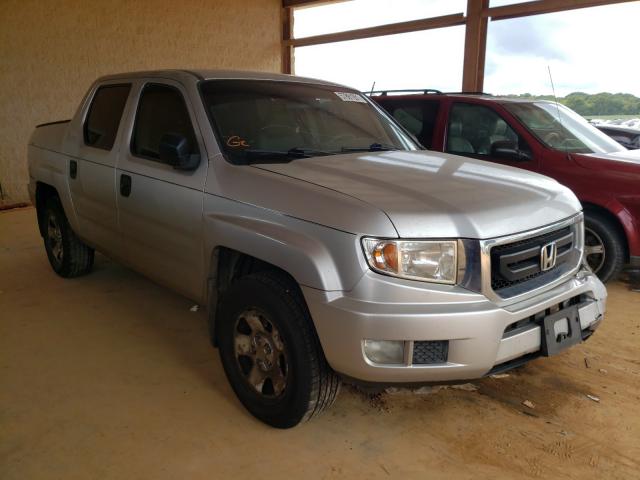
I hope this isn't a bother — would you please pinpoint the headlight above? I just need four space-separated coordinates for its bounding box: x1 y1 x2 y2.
362 238 457 284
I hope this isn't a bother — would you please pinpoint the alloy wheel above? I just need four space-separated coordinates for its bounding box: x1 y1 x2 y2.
47 214 64 266
233 308 289 397
584 226 606 274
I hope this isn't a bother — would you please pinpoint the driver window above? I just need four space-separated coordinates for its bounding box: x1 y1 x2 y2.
131 84 199 163
446 103 529 158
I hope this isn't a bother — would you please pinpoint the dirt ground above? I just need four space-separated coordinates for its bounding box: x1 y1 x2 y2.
1 207 639 480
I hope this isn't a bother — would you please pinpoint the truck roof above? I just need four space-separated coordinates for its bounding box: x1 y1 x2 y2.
98 69 345 88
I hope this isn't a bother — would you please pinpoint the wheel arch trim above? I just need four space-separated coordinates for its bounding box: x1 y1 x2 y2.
581 201 631 262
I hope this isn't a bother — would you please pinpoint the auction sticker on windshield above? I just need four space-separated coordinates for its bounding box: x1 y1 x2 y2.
335 92 366 103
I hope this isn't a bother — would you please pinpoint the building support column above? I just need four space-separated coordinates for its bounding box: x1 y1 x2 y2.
281 7 294 74
462 0 489 92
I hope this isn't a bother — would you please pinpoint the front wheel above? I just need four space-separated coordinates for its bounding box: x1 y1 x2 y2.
584 212 625 283
217 271 340 428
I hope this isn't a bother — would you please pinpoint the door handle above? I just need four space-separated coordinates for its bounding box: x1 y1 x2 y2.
120 174 132 197
69 160 77 179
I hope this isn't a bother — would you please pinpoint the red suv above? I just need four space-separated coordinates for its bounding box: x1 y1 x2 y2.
371 90 640 282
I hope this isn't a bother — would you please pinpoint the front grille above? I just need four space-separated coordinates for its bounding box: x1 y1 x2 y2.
490 224 580 299
412 340 448 364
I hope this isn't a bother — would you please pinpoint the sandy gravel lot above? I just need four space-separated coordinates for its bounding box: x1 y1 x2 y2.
2 207 639 479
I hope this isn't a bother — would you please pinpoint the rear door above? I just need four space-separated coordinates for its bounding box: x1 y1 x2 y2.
116 80 208 301
444 102 539 173
68 82 132 256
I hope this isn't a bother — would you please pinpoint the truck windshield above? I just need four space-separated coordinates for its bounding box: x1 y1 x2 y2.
200 80 418 164
504 102 625 154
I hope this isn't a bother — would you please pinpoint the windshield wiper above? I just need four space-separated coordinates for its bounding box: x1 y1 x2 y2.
340 143 398 153
287 147 333 156
239 147 333 165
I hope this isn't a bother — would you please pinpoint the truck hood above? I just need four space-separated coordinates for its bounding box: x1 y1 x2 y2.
253 150 581 239
573 149 640 175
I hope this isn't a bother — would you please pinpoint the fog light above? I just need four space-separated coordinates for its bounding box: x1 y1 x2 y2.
363 340 404 364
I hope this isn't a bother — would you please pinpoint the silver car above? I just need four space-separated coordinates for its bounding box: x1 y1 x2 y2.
28 70 606 428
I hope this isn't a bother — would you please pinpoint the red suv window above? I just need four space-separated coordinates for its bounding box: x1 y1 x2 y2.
380 99 439 148
446 103 521 156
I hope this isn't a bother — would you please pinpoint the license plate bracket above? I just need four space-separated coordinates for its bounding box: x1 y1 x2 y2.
540 305 582 356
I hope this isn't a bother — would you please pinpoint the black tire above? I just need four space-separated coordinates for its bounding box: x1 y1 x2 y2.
217 271 340 428
584 212 625 283
42 196 94 278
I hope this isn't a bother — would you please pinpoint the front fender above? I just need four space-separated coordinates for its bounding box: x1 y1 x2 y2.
581 195 640 257
202 194 369 292
617 196 640 256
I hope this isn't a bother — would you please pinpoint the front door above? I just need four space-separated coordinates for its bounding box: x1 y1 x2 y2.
115 80 208 301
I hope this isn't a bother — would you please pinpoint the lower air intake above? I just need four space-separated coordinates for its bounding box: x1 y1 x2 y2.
412 340 449 364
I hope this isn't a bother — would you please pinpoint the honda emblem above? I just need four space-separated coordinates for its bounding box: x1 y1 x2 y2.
540 241 558 271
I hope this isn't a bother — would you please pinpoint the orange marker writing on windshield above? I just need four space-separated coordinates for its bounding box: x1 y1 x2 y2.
227 135 249 148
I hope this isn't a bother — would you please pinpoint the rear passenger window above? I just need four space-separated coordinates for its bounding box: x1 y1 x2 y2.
131 84 198 162
84 84 131 150
385 100 439 148
393 107 423 136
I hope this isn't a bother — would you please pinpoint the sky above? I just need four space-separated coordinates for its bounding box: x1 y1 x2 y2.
293 0 640 97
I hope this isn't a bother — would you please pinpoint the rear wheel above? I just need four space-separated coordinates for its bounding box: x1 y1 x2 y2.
584 212 624 283
217 271 340 428
42 197 94 277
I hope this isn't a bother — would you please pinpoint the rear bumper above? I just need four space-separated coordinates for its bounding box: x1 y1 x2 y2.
304 268 606 383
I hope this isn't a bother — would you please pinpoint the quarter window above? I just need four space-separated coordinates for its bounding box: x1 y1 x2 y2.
84 84 131 150
131 84 198 162
384 100 440 148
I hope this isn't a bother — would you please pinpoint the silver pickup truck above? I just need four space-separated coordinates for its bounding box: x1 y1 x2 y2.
28 70 606 428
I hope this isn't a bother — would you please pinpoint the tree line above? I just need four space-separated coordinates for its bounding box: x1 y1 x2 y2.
499 92 640 116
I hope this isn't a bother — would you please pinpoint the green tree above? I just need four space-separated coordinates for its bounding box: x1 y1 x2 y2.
497 91 640 116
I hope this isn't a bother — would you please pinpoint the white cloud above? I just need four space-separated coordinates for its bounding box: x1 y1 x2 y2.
294 1 640 96
485 2 640 96
295 27 465 92
294 0 467 38
294 0 466 92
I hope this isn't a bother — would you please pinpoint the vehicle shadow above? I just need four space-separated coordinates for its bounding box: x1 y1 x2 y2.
84 253 243 413
622 266 640 292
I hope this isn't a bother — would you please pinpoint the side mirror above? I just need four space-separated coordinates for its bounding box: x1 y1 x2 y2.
159 133 200 170
490 140 531 162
